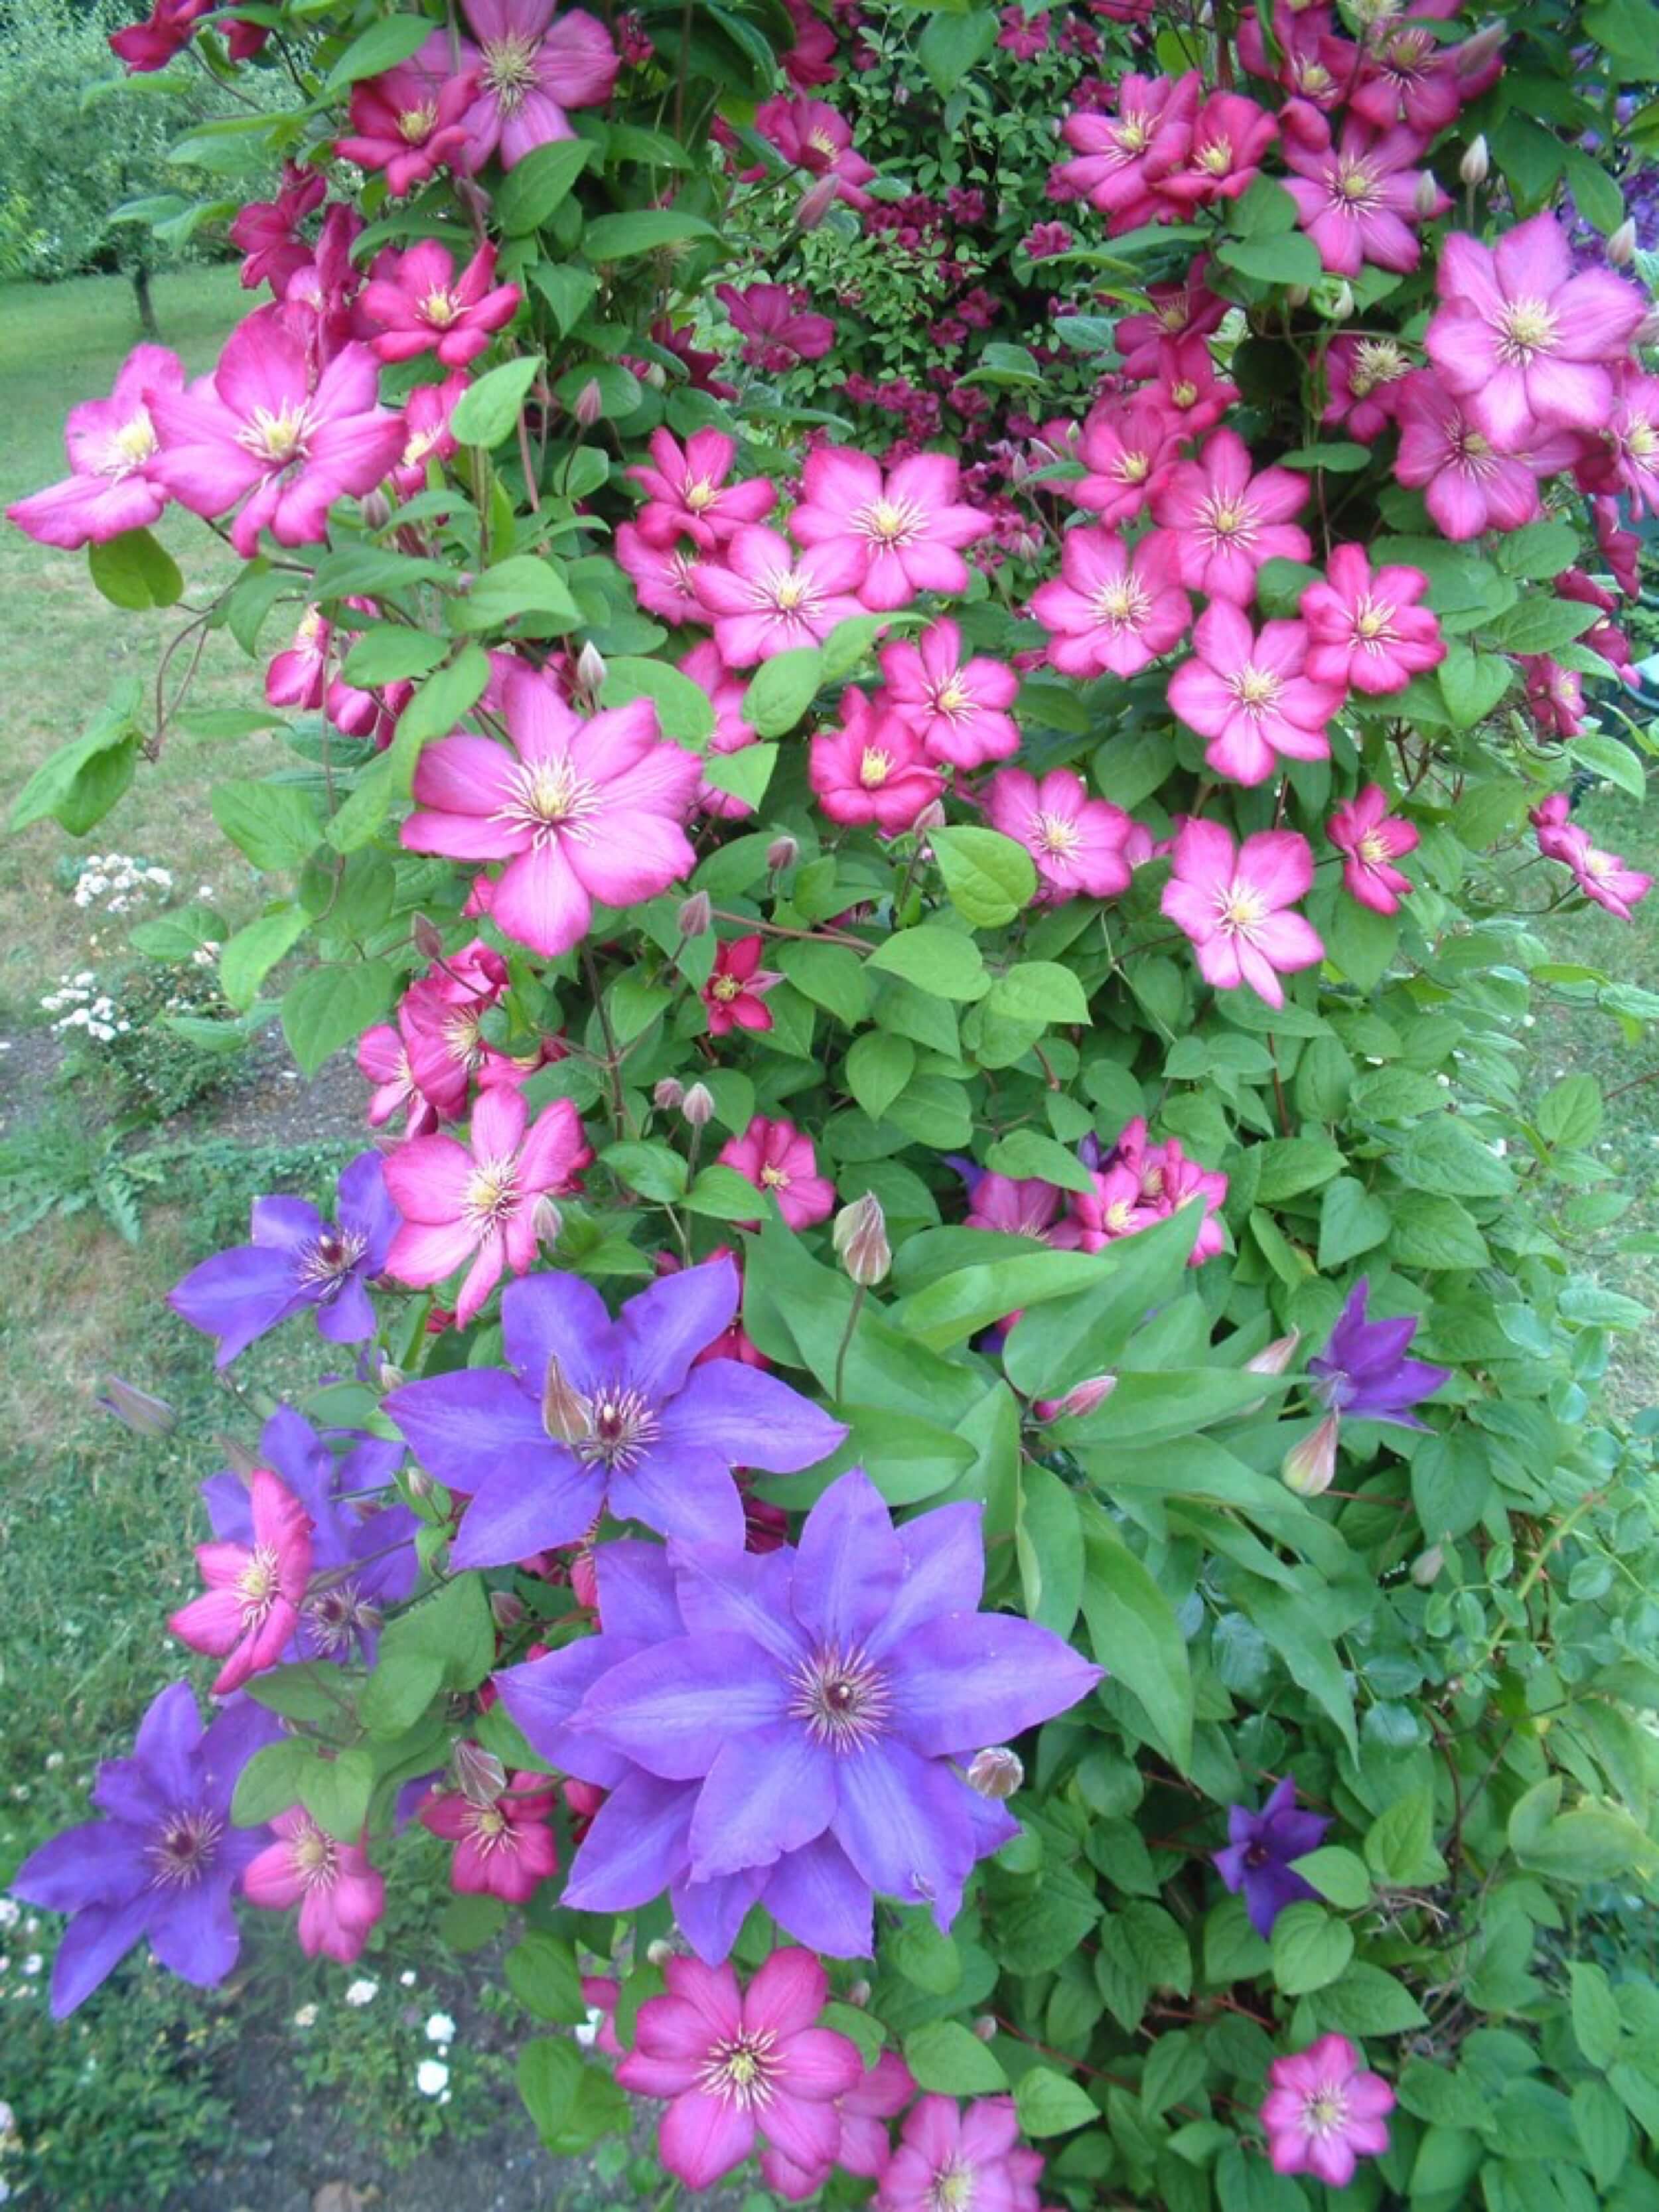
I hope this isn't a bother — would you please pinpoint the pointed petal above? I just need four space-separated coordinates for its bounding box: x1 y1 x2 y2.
561 1771 696 1909
743 1949 830 2042
451 1448 608 1568
761 1832 873 1960
658 1363 847 1475
495 1639 641 1787
687 1726 837 1880
573 1635 785 1779
888 1613 1103 1754
792 1469 904 1650
616 1257 740 1398
658 2089 755 2189
382 1368 547 1492
831 1742 975 1926
49 1894 155 2018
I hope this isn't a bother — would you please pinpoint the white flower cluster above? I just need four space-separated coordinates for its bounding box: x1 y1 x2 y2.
70 854 173 915
38 973 129 1043
0 2093 19 2202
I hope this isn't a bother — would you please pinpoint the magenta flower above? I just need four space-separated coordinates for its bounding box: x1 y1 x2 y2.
397 936 525 1120
878 2097 1045 2212
1310 1278 1450 1427
1153 430 1311 605
1057 72 1201 231
1550 825 1653 922
109 0 208 73
755 94 877 209
716 282 837 370
680 640 762 817
703 936 782 1035
6 343 182 550
761 2050 917 2200
1261 2033 1394 2188
618 524 707 625
419 1771 559 1901
1391 370 1548 540
1350 22 1503 137
878 620 1020 769
1609 375 1659 519
335 63 478 198
1069 394 1183 526
1281 108 1446 277
963 1168 1065 1240
402 674 701 956
361 241 522 368
1167 604 1340 786
228 167 326 300
242 1809 386 1964
618 1950 864 2189
1114 259 1226 378
810 689 944 834
692 526 865 664
985 767 1134 901
1530 792 1575 862
391 370 470 496
626 427 776 550
1029 526 1191 678
1328 786 1419 914
1300 545 1444 696
1427 212 1647 450
790 447 991 612
169 1469 315 1697
417 1 620 173
1157 90 1278 211
1323 335 1412 441
382 1087 593 1325
718 1115 835 1229
147 305 405 558
1161 820 1324 1008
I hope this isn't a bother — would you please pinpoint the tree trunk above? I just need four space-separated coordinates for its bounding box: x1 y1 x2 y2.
132 264 159 340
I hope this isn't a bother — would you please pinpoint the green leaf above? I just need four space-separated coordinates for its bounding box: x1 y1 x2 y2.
1078 1501 1192 1770
983 1130 1096 1197
845 1031 916 1124
323 15 434 88
1388 1191 1488 1270
1270 1903 1354 1996
87 527 183 611
296 1745 376 1842
868 927 988 1001
1363 1787 1447 1885
904 2020 1009 2095
1315 1962 1428 2037
9 680 142 836
453 555 581 632
493 141 593 234
1572 731 1646 801
741 647 824 737
220 905 309 1010
210 780 325 873
1486 597 1599 656
230 1739 313 1827
930 826 1038 928
1003 1206 1200 1400
1517 1807 1659 1884
1571 1961 1624 2071
1437 640 1514 727
1538 1072 1603 1150
1290 1846 1371 1910
1318 1177 1392 1268
601 1139 687 1203
506 1933 587 2024
281 960 396 1077
918 5 999 93
1015 2067 1099 2138
340 625 451 686
1214 230 1323 286
517 2037 583 2144
599 657 715 745
452 356 543 449
985 960 1090 1028
779 940 869 1028
1253 1137 1344 1202
583 208 720 259
1017 1461 1084 1637
359 1575 496 1738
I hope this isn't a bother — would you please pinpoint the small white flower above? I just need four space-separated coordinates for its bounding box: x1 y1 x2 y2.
399 1969 417 1987
415 2059 451 2098
425 2012 457 2045
344 1977 378 2007
44 1753 62 1771
293 2002 319 2029
0 1901 19 1930
21 1957 41 1978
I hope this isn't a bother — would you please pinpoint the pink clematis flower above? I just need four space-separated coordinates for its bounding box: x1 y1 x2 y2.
703 936 782 1035
1157 90 1279 211
147 305 405 558
5 343 182 550
878 619 1021 769
965 1171 1065 1239
357 1023 437 1138
1280 106 1447 276
715 283 837 370
229 167 327 299
618 525 707 625
717 1116 835 1230
680 640 762 818
1153 430 1311 605
1329 786 1419 914
781 0 838 90
242 1809 386 1963
264 605 384 738
361 242 522 368
1323 335 1412 441
1261 2033 1394 2189
419 1771 559 1901
1069 394 1183 526
691 526 865 664
390 371 470 497
1550 824 1652 921
1057 72 1202 230
1029 526 1191 678
1595 496 1643 597
335 64 478 198
397 938 527 1121
415 1 620 173
1607 373 1659 520
1052 1162 1160 1251
617 1950 864 2190
985 767 1135 900
755 95 877 209
382 1088 593 1326
789 447 991 611
810 689 944 832
1114 259 1226 378
1391 370 1549 540
1523 654 1587 740
1151 332 1240 437
878 2097 1045 2212
401 674 701 958
109 0 208 72
761 2050 916 2201
1350 21 1504 138
1299 545 1444 695
626 427 776 550
1529 792 1575 861
169 1469 315 1696
1167 605 1340 786
1161 820 1324 1007
1426 212 1648 451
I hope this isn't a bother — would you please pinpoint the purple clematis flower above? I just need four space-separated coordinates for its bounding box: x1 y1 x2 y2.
1212 1777 1330 1939
1307 1278 1451 1429
169 1151 400 1366
200 1406 419 1664
11 1683 279 2018
384 1256 845 1570
498 1470 1104 1960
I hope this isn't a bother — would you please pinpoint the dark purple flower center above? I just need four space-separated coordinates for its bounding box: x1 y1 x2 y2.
147 1806 222 1889
788 1643 892 1753
1245 1840 1271 1868
298 1226 368 1295
305 1580 379 1657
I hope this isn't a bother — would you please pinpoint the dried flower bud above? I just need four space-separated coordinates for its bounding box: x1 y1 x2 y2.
1459 134 1488 188
376 1357 407 1393
490 1588 526 1631
1281 1412 1340 1498
573 378 604 429
360 488 392 531
94 1377 177 1437
766 834 799 873
646 1938 677 1968
532 1195 564 1250
575 640 608 699
797 175 839 231
453 1739 507 1807
654 1076 685 1112
833 1192 891 1287
682 1081 715 1128
972 2016 998 2043
967 1745 1025 1801
1245 1332 1302 1376
413 913 445 962
1329 280 1355 322
846 1978 872 2008
1608 218 1638 267
1413 170 1442 222
1411 1544 1446 1587
1034 1375 1116 1424
541 1353 591 1445
678 889 712 938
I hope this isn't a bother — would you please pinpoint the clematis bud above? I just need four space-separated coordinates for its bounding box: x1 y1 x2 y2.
453 1739 507 1807
376 1357 407 1392
1281 1412 1340 1498
912 799 947 834
1459 134 1488 188
1329 280 1355 321
1246 1332 1302 1376
490 1589 526 1631
1413 170 1441 221
413 913 445 961
1284 284 1311 309
1608 218 1638 267
654 1076 685 1111
797 175 839 230
833 1192 891 1286
574 640 607 699
967 1745 1025 1801
682 1081 714 1128
94 1376 177 1436
407 1468 435 1502
846 1979 872 2008
360 488 392 531
541 1353 591 1445
766 834 799 873
677 889 712 938
1034 1374 1118 1423
573 378 604 429
1411 1544 1446 1587
532 1196 565 1251
646 1939 677 1967
972 2016 998 2043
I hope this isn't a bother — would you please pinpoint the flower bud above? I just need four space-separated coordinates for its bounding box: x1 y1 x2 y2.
833 1191 891 1287
846 1978 872 2008
912 799 947 834
490 1588 526 1631
1608 218 1638 267
573 378 604 429
677 889 712 938
972 2016 998 2043
1281 1412 1340 1498
1284 283 1311 309
654 1076 685 1112
682 1080 715 1128
541 1353 591 1446
1459 134 1488 188
1413 170 1441 222
1245 1331 1302 1376
797 175 839 231
376 1357 407 1393
1034 1374 1117 1423
643 361 668 390
407 1467 435 1503
1637 306 1659 348
360 488 392 532
453 1739 506 1807
1411 1544 1446 1587
646 1939 677 1968
766 834 800 873
967 1746 1025 1801
94 1377 177 1436
413 913 445 962
1329 280 1355 321
575 639 607 699
532 1195 564 1250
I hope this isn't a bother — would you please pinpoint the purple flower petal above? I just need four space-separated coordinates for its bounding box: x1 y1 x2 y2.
383 1368 550 1492
669 1544 808 1667
315 1275 376 1344
656 1362 848 1475
671 1866 768 1966
831 1742 975 1930
337 1149 400 1264
451 1449 607 1569
49 1894 154 2019
792 1468 904 1651
871 1502 985 1655
196 1694 284 1814
562 1771 698 1911
592 1539 684 1644
761 1832 875 1961
607 1445 747 1548
145 1878 242 1987
496 1639 644 1788
11 1822 146 1913
887 1613 1104 1755
501 1271 614 1397
573 1635 786 1779
250 1194 325 1252
687 1724 837 1881
168 1246 305 1364
130 1680 204 1803
615 1258 741 1400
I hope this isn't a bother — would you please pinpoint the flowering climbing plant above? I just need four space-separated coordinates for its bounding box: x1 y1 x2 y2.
11 0 1659 2204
